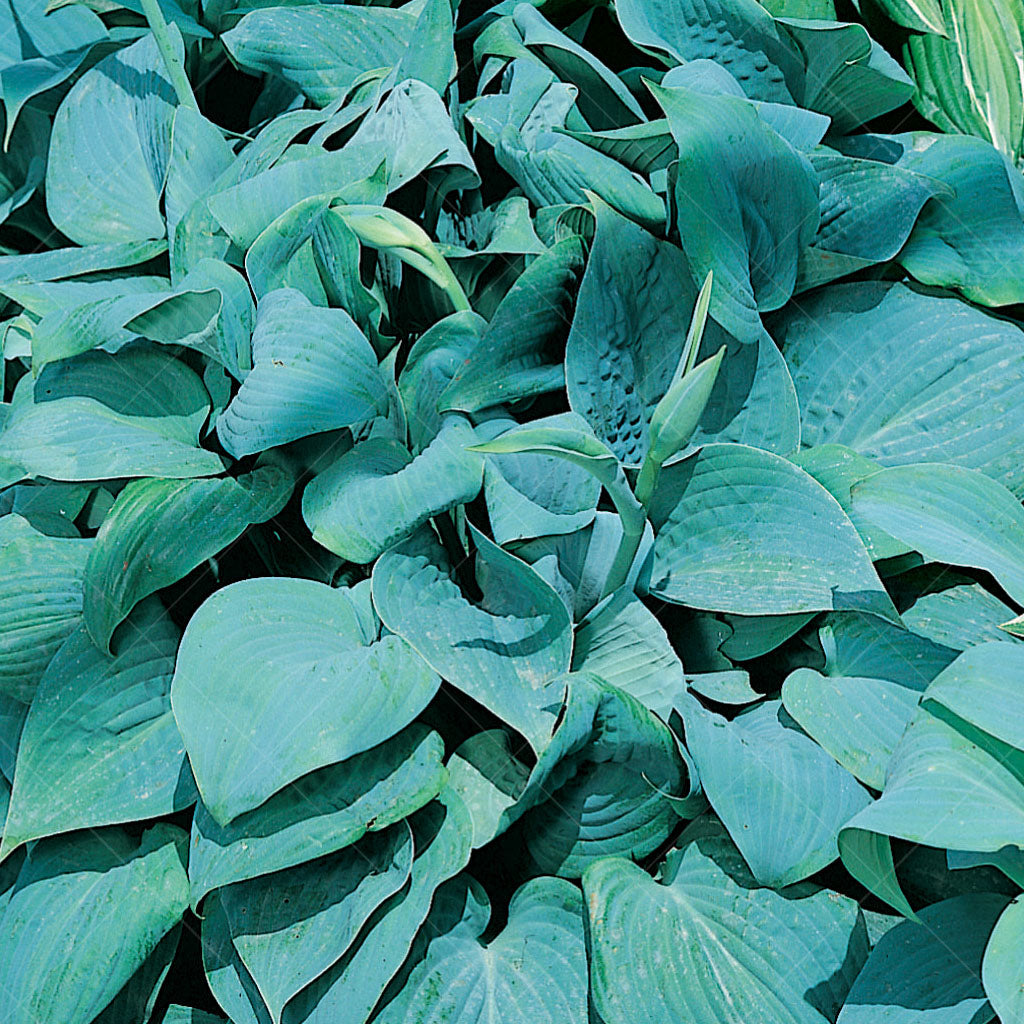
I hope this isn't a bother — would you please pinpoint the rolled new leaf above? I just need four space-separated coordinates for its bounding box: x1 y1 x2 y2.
335 204 470 311
637 346 726 507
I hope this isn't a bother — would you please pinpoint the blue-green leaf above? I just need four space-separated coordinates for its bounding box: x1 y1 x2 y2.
839 894 1008 1024
777 282 1024 495
217 289 389 458
188 724 445 910
171 578 440 824
680 696 871 886
585 826 868 1024
852 463 1024 603
0 602 194 860
46 32 179 245
654 82 819 344
372 530 572 753
374 876 587 1024
222 3 427 106
615 0 801 102
983 897 1024 1023
649 443 897 620
782 668 921 789
302 417 483 564
274 788 473 1024
565 198 735 465
84 467 293 652
0 824 189 1024
0 515 91 703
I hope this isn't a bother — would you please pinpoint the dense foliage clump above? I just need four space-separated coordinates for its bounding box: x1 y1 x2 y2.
1 0 1023 1021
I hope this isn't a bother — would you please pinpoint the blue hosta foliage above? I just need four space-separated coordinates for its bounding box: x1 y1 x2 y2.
0 0 1022 1020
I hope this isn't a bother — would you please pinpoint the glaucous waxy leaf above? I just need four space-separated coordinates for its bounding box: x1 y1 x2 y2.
200 886 274 1024
680 696 871 886
440 237 584 414
163 1007 226 1024
0 0 107 144
565 199 734 465
165 106 235 255
571 591 685 720
0 480 90 538
302 416 483 564
494 124 666 232
0 693 26 782
790 445 910 560
685 324 800 456
842 702 1024 890
585 827 868 1024
171 577 440 825
0 376 223 484
687 669 761 704
923 641 1024 754
653 82 819 344
799 149 948 283
46 31 179 245
244 194 389 316
777 282 1024 495
33 339 212 419
513 4 644 130
904 584 1022 651
518 674 693 876
896 133 1024 307
0 239 166 286
275 788 473 1024
781 668 921 789
217 289 389 458
983 898 1024 1024
373 530 572 753
649 443 896 620
397 312 482 448
718 610 814 660
342 79 476 194
91 923 181 1024
0 601 193 861
839 893 1009 1024
615 0 800 103
27 278 225 375
448 671 694 866
206 148 380 255
446 730 531 849
223 0 432 105
218 825 414 1024
818 611 957 691
779 19 914 133
480 415 601 545
557 119 677 176
188 724 445 909
375 876 587 1024
851 464 1024 604
0 824 189 1024
84 466 293 652
0 514 91 703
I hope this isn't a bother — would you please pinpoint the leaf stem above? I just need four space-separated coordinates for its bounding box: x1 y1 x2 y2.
138 0 200 111
430 255 472 312
600 467 648 599
634 459 660 511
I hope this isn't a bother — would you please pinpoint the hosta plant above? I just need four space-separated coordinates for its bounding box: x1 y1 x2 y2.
0 0 1023 1021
